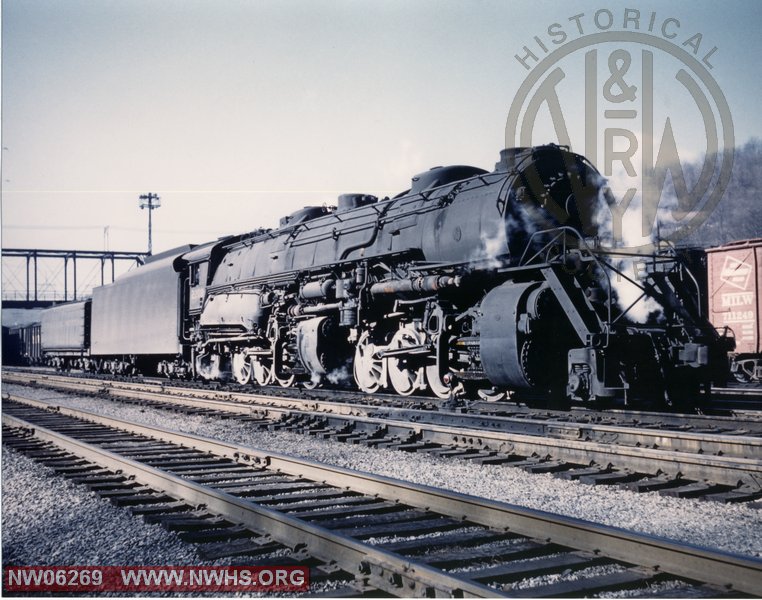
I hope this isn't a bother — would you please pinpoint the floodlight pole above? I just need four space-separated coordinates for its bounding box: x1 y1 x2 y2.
138 193 161 255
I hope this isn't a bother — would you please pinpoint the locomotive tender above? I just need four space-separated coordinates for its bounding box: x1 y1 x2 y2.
39 145 726 407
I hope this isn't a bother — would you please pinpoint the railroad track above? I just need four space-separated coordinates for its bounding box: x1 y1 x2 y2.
6 372 762 503
4 395 762 597
8 370 762 434
8 366 762 424
709 387 762 413
714 386 762 397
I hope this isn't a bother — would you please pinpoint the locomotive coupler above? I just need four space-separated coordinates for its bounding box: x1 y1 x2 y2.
567 347 624 403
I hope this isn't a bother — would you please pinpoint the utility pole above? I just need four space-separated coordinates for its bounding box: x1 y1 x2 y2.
138 193 161 255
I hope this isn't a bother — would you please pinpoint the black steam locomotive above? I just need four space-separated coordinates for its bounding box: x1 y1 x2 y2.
38 145 727 407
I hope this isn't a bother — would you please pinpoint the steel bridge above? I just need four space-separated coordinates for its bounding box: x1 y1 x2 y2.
1 248 148 309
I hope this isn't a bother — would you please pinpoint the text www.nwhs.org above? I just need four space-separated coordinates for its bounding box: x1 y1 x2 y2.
4 566 310 592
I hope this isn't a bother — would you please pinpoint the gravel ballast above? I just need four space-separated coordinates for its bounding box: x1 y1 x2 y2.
2 446 201 566
4 383 762 562
1 446 341 596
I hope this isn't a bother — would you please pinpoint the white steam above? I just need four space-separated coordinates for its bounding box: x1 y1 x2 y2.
308 364 351 386
590 172 666 323
326 365 351 385
470 222 509 269
608 261 663 323
591 169 679 251
469 192 547 269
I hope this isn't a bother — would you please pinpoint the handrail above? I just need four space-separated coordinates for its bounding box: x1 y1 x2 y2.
519 226 613 327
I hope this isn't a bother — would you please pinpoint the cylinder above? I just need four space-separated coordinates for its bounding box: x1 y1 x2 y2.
370 275 461 297
300 279 336 300
340 298 358 327
289 302 341 317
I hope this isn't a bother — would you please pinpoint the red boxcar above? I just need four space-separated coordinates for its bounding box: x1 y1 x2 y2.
706 239 762 382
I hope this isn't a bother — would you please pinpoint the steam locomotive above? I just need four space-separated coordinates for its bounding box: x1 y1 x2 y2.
37 144 728 408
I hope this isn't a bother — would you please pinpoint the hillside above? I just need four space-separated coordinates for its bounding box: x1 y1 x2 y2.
678 139 762 247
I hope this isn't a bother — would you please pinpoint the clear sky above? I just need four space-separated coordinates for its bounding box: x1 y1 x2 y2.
2 0 762 262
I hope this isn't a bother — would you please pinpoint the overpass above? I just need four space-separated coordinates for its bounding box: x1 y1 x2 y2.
2 248 148 309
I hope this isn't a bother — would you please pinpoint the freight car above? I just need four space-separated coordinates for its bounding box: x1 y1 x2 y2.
37 144 727 408
707 239 762 383
40 300 91 371
2 327 21 365
2 322 41 366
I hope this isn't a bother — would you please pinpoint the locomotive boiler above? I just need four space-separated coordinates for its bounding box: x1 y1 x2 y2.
157 144 724 407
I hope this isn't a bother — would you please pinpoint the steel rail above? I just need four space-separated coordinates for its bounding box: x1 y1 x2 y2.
714 387 762 397
1 411 498 598
5 376 762 490
3 394 762 596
